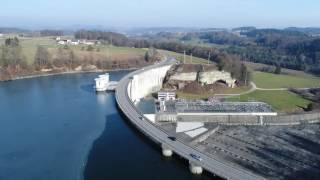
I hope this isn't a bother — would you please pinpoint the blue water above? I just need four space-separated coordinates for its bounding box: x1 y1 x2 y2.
0 72 213 180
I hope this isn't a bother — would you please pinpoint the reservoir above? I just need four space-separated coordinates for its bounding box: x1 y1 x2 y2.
0 72 212 180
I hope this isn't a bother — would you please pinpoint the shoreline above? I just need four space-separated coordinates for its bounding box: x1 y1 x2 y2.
0 67 139 82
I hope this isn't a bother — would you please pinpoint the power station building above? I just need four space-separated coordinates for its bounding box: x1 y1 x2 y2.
155 100 277 124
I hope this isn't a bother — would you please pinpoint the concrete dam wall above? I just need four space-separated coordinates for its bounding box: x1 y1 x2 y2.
127 64 173 102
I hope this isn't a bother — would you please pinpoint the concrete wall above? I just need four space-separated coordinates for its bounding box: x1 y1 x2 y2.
264 113 320 125
178 115 260 125
128 64 173 102
157 112 320 126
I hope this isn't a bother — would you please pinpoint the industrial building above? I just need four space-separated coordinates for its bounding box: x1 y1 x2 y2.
155 99 277 123
94 73 118 91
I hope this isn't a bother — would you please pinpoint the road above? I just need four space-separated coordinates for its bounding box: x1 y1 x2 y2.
115 59 264 180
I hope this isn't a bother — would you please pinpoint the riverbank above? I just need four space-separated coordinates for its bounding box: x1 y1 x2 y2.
0 67 139 82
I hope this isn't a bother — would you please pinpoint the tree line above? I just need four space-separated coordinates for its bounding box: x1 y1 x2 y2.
173 29 320 75
0 34 250 83
0 37 28 73
73 30 251 83
0 37 150 80
40 30 64 37
74 30 129 46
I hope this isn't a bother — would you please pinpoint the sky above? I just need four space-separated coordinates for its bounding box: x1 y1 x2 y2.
1 0 320 29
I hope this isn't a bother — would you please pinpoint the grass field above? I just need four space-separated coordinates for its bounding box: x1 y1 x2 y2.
176 85 252 100
159 50 212 64
0 36 147 65
19 37 57 64
228 90 310 112
70 45 146 61
253 71 320 89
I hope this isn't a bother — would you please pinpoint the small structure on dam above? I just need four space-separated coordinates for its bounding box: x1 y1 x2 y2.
94 73 118 92
157 91 176 101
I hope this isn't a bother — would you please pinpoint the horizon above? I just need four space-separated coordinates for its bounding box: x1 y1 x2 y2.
1 25 320 32
1 0 320 29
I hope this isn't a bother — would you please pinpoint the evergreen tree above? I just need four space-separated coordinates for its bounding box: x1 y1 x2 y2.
144 51 149 62
274 64 282 74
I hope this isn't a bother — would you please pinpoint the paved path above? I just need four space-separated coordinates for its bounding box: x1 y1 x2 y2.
222 82 317 99
115 59 264 180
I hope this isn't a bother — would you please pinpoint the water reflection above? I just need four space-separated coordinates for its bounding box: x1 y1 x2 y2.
96 93 109 105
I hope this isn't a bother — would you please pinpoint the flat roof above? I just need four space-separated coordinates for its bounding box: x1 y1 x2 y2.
157 100 276 115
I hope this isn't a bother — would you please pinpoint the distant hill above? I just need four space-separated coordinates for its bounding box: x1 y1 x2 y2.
242 28 307 37
0 27 30 34
232 26 256 32
125 27 201 36
285 27 320 36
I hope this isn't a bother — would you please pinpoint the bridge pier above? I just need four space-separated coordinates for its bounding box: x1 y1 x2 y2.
189 162 203 175
161 144 173 157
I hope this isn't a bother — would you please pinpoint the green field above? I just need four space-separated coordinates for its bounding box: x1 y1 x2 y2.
228 90 310 112
176 85 252 100
20 37 57 64
159 50 212 64
70 45 146 59
1 36 209 65
253 71 320 89
0 36 147 64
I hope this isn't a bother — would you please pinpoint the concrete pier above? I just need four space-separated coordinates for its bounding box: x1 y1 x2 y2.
189 162 203 175
161 144 173 157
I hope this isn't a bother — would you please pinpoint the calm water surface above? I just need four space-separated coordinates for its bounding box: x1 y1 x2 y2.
0 72 213 180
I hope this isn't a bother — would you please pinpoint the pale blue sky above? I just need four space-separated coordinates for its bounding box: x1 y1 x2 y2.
1 0 320 28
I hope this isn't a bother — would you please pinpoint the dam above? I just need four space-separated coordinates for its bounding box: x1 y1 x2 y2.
115 58 263 179
128 65 173 103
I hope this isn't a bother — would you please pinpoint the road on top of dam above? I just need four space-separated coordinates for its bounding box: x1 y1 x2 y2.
115 59 264 180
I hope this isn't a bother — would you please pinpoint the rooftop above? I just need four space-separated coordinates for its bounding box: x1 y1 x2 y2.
157 100 275 114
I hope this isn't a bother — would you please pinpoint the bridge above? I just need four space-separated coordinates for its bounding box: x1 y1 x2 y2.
115 58 264 180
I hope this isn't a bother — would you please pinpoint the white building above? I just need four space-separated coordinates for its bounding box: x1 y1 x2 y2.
71 40 80 45
82 40 95 45
58 40 67 45
158 91 176 101
94 73 110 92
57 39 80 46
